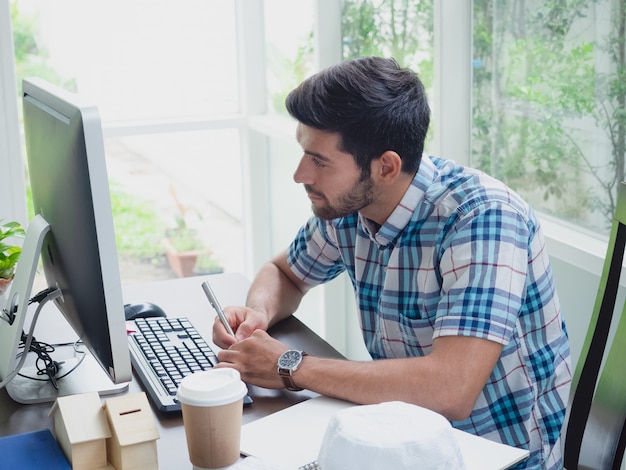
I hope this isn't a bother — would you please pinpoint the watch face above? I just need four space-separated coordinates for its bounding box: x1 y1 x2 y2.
278 350 302 368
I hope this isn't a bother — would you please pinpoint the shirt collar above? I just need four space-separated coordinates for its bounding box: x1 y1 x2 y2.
359 156 437 247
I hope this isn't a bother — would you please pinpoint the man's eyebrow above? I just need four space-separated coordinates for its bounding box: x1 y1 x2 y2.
305 150 332 162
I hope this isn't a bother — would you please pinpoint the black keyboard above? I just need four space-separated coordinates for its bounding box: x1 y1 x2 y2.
127 316 252 412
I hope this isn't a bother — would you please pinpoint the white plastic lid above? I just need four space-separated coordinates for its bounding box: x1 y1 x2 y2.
176 368 248 407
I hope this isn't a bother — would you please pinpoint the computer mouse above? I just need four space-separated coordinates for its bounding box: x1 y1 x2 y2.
124 302 167 320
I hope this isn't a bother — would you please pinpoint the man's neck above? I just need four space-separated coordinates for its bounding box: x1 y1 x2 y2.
359 172 414 226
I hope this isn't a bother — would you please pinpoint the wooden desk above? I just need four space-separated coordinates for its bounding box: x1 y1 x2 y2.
0 273 344 469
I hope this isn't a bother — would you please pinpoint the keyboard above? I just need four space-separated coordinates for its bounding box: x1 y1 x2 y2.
127 316 253 412
299 462 321 470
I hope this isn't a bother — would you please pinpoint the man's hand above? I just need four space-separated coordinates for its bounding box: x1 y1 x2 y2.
212 306 270 348
215 329 291 389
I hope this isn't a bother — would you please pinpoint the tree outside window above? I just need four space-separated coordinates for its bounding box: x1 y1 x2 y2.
472 0 626 234
341 0 434 143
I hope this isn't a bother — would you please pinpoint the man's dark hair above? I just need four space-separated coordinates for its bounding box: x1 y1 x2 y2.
285 57 430 176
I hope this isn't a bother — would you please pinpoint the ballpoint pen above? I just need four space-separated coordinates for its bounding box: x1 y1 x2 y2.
201 281 235 337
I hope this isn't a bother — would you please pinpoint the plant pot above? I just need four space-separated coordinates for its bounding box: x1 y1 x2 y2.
0 276 13 296
162 238 208 278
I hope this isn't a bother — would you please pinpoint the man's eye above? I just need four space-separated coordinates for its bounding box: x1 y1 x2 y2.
312 157 326 167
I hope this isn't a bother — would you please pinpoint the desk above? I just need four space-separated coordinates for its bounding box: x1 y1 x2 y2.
0 273 344 469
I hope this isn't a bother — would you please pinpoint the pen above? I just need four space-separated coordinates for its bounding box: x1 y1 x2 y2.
201 281 235 337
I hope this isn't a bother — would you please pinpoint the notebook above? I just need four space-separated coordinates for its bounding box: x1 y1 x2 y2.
0 429 71 470
240 396 529 470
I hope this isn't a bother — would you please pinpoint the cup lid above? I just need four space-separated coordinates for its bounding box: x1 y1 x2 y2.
176 368 248 407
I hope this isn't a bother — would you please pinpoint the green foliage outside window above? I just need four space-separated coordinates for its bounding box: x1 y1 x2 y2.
109 187 166 261
342 0 625 232
473 0 626 231
267 0 434 116
10 1 76 96
342 0 434 90
341 0 434 144
266 29 315 114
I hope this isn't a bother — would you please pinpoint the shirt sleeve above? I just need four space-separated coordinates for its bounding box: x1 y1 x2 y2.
287 216 346 286
433 200 532 346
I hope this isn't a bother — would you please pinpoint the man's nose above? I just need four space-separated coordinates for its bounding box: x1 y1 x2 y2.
293 157 313 185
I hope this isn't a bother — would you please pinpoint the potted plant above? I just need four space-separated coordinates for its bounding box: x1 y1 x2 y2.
0 220 25 295
163 226 210 278
163 187 213 278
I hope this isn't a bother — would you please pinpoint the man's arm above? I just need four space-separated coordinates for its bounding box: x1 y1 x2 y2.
214 250 312 345
217 330 503 422
245 249 311 327
295 335 503 421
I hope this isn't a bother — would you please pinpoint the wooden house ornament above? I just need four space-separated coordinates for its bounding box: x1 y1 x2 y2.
49 392 113 470
103 392 160 470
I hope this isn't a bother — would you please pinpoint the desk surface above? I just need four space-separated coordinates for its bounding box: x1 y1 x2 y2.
0 273 344 469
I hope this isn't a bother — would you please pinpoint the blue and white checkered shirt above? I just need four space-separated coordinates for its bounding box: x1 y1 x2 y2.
287 155 571 470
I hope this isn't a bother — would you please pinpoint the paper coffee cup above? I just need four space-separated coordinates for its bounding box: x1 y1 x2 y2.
177 368 248 468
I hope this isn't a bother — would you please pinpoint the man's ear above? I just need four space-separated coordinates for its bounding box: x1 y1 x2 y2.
371 151 402 183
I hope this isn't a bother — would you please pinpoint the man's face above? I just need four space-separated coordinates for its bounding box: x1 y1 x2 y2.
293 124 376 220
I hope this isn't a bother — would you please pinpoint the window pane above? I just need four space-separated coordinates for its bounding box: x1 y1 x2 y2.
105 130 244 281
13 0 243 284
341 0 434 88
472 0 624 235
16 0 239 122
264 0 316 114
341 0 434 143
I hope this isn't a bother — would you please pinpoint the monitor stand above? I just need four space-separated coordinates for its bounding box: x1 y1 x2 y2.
0 215 128 404
7 354 128 404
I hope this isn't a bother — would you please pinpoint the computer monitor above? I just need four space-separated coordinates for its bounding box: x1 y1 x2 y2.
0 78 131 403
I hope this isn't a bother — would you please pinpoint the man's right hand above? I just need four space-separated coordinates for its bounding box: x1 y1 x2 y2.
212 305 270 348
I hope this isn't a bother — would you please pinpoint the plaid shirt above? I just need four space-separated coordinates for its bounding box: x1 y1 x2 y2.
287 156 571 470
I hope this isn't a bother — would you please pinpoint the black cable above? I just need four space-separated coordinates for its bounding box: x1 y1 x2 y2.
28 287 58 305
13 288 66 389
18 331 63 389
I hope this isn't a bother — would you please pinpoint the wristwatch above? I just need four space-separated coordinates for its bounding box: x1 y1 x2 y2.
277 349 308 391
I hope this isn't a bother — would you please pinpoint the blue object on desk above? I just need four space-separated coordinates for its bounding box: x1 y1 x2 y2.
0 429 71 469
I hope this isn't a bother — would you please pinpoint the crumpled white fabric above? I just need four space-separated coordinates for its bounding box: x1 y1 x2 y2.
317 401 467 470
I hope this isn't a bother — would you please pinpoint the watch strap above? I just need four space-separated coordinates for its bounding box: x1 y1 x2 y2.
278 351 308 391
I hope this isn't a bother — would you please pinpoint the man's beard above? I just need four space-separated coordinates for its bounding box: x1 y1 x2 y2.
305 174 375 220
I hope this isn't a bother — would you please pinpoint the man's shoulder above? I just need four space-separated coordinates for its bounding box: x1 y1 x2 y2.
423 156 534 222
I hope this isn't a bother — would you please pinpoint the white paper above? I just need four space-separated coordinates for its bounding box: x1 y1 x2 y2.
240 396 529 470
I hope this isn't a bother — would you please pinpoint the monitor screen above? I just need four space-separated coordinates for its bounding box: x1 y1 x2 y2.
0 78 131 403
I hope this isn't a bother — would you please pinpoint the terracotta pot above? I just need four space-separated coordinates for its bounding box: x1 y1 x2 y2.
162 238 207 278
0 276 13 296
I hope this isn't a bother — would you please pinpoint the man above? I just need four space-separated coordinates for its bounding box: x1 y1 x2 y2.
213 57 571 469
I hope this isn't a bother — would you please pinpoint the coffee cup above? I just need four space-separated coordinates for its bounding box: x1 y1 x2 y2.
176 368 248 468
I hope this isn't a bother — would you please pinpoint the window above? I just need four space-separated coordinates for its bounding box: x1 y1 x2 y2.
472 0 626 235
264 0 316 114
342 0 434 144
12 0 244 284
342 0 434 83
